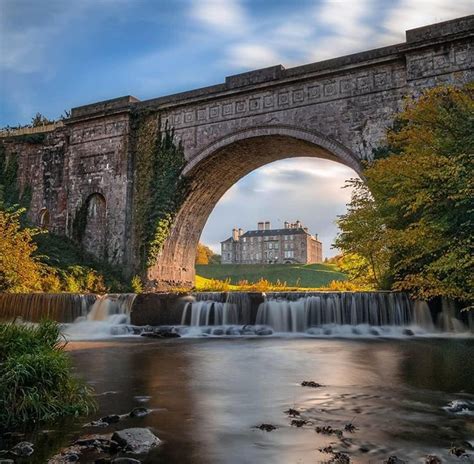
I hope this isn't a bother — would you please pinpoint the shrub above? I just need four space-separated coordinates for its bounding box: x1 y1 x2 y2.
0 320 96 429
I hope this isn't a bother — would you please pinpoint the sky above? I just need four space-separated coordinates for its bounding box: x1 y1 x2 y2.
1 0 472 255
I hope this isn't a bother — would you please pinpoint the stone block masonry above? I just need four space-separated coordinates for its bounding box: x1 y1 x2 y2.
1 16 473 290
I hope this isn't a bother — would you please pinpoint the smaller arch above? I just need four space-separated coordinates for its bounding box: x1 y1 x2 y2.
37 208 50 229
82 193 107 260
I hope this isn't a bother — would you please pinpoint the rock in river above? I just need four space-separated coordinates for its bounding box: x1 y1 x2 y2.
11 441 34 456
129 407 149 418
112 428 160 454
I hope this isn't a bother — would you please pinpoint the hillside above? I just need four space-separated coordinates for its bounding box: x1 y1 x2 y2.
195 263 347 289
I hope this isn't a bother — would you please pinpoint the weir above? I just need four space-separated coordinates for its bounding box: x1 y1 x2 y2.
0 291 472 337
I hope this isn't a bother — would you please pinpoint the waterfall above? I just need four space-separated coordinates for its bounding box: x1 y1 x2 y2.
87 294 137 322
255 292 416 333
0 293 97 323
181 292 252 326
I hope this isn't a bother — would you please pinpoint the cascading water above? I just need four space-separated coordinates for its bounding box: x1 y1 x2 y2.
0 293 96 322
176 292 473 337
1 291 471 339
63 293 137 339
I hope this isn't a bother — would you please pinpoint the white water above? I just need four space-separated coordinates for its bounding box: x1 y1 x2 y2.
3 291 468 340
63 293 136 339
175 292 472 338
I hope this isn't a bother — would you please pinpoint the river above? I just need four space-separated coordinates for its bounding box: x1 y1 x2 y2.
53 337 474 463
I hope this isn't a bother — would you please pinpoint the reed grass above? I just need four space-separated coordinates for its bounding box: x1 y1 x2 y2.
0 320 96 430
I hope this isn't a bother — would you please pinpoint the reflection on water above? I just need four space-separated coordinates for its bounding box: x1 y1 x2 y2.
14 339 474 463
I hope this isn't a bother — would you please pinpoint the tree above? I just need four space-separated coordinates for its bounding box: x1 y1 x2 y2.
195 243 219 265
0 208 45 292
334 83 474 305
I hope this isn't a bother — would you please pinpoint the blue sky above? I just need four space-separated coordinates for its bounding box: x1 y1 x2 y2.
1 0 472 255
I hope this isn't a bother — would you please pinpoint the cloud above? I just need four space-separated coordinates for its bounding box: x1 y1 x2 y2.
225 44 281 69
382 0 474 43
201 157 359 255
190 0 247 33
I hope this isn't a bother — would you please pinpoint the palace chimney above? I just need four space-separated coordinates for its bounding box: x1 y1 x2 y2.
284 221 289 229
258 222 264 231
238 228 243 236
264 221 271 230
232 228 239 241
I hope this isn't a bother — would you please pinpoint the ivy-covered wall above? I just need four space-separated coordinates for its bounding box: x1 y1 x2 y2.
130 111 189 277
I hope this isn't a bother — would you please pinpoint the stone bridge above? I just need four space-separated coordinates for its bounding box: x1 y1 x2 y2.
1 16 473 289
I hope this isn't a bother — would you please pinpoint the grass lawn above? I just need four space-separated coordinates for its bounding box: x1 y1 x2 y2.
195 263 347 289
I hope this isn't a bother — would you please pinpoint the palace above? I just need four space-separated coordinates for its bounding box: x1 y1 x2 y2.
221 221 323 265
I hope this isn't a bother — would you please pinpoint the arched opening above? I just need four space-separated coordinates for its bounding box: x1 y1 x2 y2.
82 193 107 260
147 127 362 289
38 208 50 229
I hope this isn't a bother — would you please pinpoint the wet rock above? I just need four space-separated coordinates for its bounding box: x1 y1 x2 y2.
315 426 343 438
140 332 161 338
344 422 357 433
256 328 273 336
369 328 380 336
323 328 332 335
255 424 277 432
225 327 241 335
129 407 149 418
111 428 160 454
291 419 310 427
64 453 80 462
444 400 474 415
425 456 441 464
102 415 121 424
284 408 300 417
301 380 322 388
212 328 224 335
384 457 406 464
74 435 113 451
402 329 414 336
351 327 361 335
319 446 334 454
11 441 34 456
84 420 109 428
330 452 351 464
449 446 465 457
111 458 142 464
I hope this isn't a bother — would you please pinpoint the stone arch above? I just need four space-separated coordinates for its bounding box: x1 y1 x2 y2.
147 125 361 289
82 193 107 260
37 208 50 229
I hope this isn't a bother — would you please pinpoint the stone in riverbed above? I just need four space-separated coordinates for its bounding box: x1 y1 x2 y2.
402 329 414 336
425 456 441 464
301 380 322 388
11 441 34 456
384 457 406 464
102 414 121 424
129 407 149 418
256 328 273 336
111 428 160 454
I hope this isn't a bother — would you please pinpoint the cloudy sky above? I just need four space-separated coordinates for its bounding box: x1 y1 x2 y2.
1 0 472 255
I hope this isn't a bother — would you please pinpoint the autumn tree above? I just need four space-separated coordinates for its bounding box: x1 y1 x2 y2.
335 83 473 305
195 243 219 265
0 208 45 292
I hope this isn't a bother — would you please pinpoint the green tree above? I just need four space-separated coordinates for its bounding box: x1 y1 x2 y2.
335 83 474 305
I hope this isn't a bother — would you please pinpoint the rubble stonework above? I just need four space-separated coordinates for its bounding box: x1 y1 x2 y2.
1 16 473 289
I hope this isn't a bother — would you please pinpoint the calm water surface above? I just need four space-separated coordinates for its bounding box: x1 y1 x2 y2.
28 338 474 463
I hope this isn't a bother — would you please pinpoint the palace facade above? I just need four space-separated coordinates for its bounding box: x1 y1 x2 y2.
221 221 322 264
